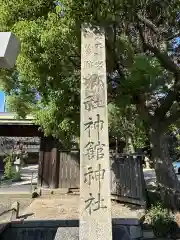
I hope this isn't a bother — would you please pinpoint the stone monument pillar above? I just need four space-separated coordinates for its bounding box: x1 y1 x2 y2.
79 24 112 240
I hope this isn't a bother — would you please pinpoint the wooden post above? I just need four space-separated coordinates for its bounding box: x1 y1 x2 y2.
51 138 59 189
38 136 45 187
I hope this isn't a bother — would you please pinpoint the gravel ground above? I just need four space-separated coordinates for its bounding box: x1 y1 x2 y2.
22 194 145 220
0 194 33 222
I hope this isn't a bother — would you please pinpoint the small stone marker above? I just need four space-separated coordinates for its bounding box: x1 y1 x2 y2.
0 32 20 69
79 24 112 240
14 156 21 173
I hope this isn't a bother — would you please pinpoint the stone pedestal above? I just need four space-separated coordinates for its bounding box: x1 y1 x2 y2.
0 219 143 240
54 227 132 240
54 225 143 240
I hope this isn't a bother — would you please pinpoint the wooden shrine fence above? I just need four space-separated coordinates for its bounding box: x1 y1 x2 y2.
38 143 145 205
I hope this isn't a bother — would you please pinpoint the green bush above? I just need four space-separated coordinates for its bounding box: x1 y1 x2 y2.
3 155 14 180
145 203 177 238
2 155 21 181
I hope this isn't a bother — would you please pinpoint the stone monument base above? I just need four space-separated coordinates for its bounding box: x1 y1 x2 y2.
0 218 143 240
54 224 142 240
55 227 79 240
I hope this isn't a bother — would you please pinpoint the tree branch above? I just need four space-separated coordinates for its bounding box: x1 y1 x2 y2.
144 43 180 77
133 94 152 124
166 31 180 41
137 22 180 77
137 13 161 35
163 110 180 128
137 21 180 120
146 97 159 109
105 38 126 80
68 56 79 68
154 90 178 120
137 13 179 41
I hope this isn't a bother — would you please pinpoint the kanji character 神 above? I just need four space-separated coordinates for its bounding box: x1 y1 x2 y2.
84 164 105 186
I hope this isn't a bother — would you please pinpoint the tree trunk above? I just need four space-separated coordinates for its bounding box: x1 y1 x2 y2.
150 128 180 210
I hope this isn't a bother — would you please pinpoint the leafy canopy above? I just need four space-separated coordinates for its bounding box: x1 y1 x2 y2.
0 0 180 146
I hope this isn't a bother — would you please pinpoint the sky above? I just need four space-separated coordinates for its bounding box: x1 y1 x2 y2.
0 91 5 112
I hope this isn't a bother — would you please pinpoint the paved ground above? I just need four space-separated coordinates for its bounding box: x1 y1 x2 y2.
22 194 144 220
0 166 176 223
0 164 38 192
19 168 178 221
13 164 38 186
0 165 38 222
0 194 33 222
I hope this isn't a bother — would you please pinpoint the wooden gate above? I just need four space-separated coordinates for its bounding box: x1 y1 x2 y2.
58 150 80 189
38 145 80 189
111 153 145 205
38 140 145 205
38 137 59 188
56 151 145 205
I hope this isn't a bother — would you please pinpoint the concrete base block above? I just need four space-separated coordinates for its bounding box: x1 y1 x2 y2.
0 219 143 240
54 227 79 240
54 226 132 240
129 226 142 239
113 226 132 240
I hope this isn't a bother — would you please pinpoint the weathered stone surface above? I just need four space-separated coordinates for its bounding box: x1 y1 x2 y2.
143 230 154 239
55 226 133 240
54 227 79 240
0 32 20 69
113 226 132 240
129 226 142 239
55 226 132 240
1 227 57 240
113 218 140 226
0 223 143 240
80 24 112 240
0 223 10 235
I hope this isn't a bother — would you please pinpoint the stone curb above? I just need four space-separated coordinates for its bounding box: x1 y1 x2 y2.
10 218 140 228
8 219 143 240
0 223 10 235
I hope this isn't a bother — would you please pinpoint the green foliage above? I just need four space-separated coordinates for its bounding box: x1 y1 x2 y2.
0 0 80 144
145 203 176 237
108 103 147 148
168 124 180 160
2 155 21 181
0 0 180 149
126 55 163 93
3 155 14 180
